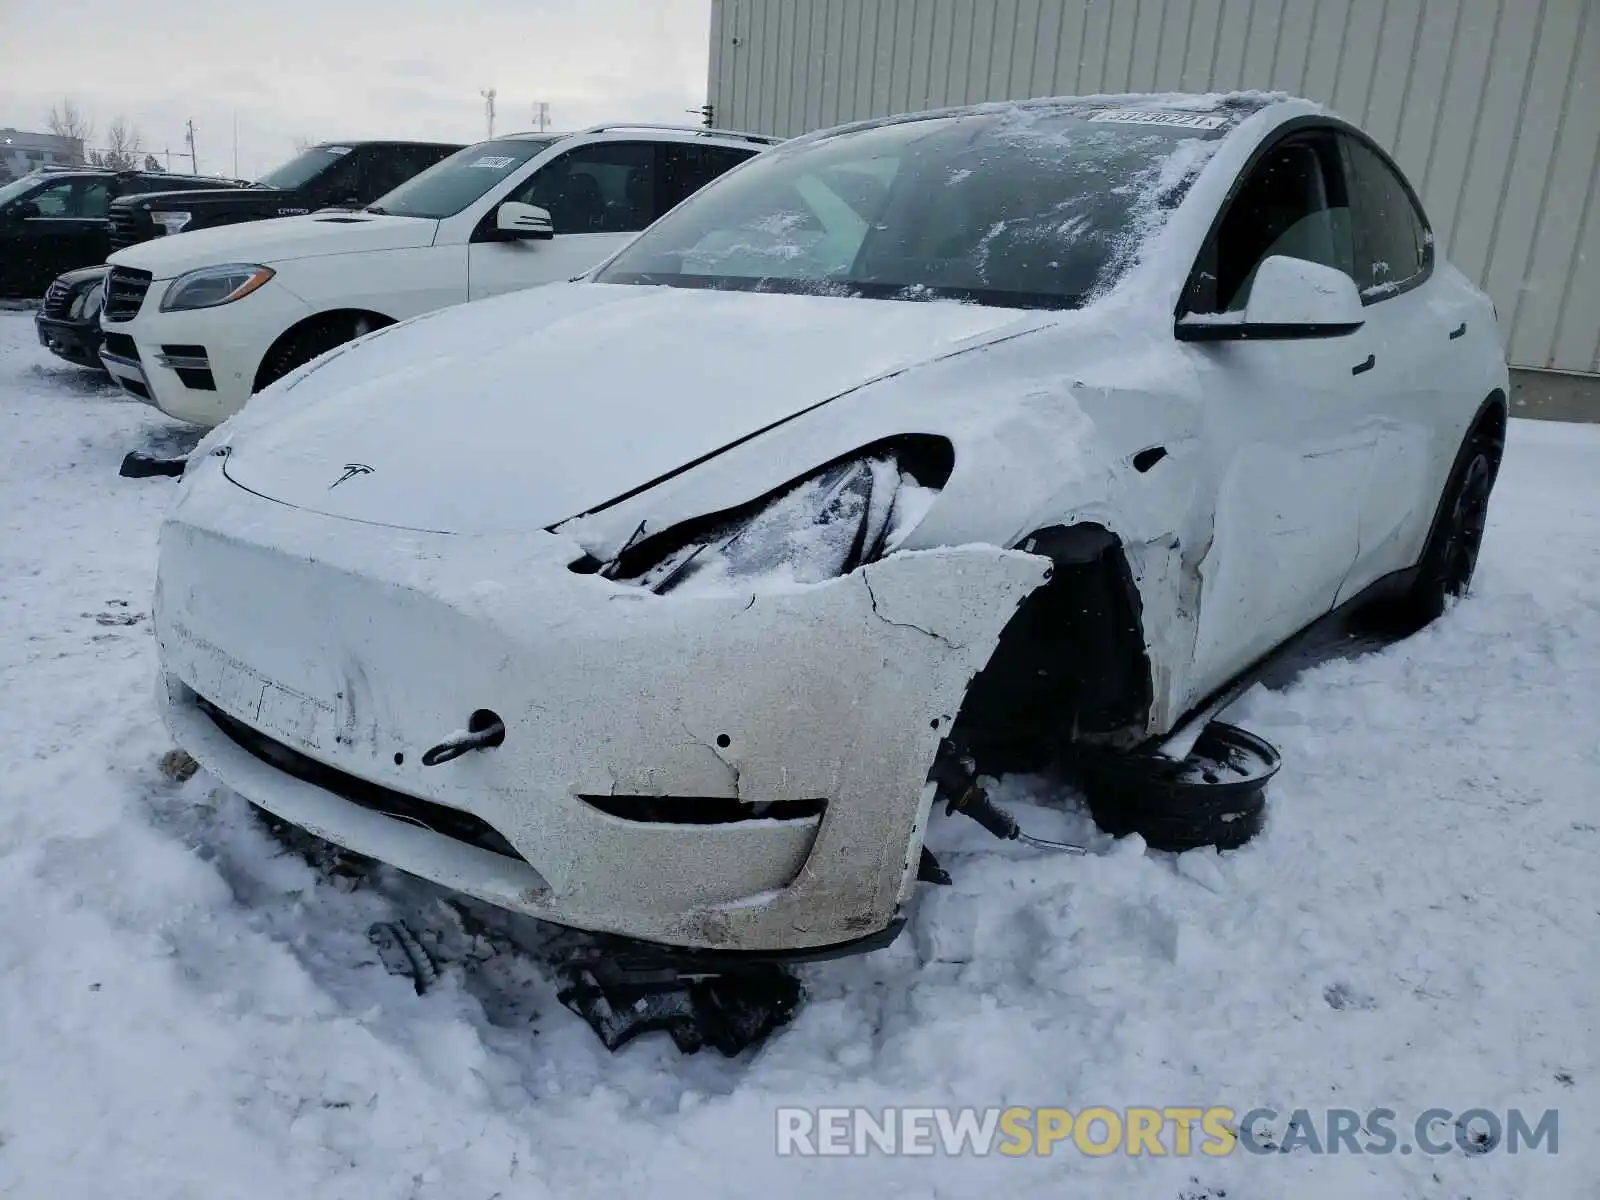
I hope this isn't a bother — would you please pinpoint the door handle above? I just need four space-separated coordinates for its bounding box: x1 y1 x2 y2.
1351 354 1376 375
1448 322 1467 339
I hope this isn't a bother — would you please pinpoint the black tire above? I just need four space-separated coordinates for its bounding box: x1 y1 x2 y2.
1390 421 1502 630
255 315 379 392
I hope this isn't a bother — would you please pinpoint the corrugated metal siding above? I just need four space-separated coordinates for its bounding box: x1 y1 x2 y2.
709 0 1600 375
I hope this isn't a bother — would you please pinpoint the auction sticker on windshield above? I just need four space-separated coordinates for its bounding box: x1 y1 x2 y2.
1088 110 1229 129
467 156 517 170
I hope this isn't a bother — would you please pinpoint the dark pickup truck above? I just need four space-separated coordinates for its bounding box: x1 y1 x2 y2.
34 139 461 368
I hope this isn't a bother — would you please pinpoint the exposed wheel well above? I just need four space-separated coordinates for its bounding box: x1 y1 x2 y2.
1476 388 1508 459
253 308 395 393
950 523 1154 772
1424 389 1508 539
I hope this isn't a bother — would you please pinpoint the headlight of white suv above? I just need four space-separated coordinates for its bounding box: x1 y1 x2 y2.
160 264 275 312
150 211 194 236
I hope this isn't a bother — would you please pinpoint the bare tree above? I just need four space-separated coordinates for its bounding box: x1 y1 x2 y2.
291 136 319 154
46 99 93 162
88 118 144 171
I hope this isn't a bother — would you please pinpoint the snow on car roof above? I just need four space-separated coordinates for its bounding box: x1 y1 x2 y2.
806 89 1303 143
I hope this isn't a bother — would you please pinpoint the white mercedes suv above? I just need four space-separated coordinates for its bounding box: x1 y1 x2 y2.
98 124 774 427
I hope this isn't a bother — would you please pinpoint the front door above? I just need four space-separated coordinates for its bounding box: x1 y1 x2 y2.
2 176 111 297
1180 129 1376 695
1332 133 1463 601
467 141 658 301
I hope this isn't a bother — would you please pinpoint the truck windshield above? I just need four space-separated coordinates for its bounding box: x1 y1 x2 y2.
256 145 356 191
597 106 1227 310
367 138 557 219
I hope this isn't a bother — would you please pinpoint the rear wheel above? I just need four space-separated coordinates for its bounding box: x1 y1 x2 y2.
255 313 384 392
1390 421 1502 629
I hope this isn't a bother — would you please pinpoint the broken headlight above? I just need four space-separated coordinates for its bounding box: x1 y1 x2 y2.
603 437 953 597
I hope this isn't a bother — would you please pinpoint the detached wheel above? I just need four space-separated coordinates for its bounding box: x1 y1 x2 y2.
1388 422 1501 630
1080 722 1281 852
256 313 384 392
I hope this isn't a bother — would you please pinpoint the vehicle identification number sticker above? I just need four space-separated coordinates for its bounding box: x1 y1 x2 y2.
1089 110 1229 130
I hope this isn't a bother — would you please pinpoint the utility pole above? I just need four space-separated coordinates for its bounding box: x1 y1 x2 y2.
232 110 238 177
688 104 715 128
185 119 198 174
532 102 550 133
480 88 497 139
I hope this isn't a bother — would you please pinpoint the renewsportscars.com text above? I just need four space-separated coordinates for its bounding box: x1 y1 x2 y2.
775 1106 1559 1158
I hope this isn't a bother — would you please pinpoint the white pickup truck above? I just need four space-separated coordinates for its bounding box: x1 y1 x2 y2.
99 124 774 427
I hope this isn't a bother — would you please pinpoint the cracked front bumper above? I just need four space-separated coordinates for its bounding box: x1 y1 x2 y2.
155 462 1050 952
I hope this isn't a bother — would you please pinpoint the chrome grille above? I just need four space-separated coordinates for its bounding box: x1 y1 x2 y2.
108 206 146 251
40 278 74 319
103 267 153 322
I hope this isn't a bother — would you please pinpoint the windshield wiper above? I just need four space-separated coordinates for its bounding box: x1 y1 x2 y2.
365 205 390 215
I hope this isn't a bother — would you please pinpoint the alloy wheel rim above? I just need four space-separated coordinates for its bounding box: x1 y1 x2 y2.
1442 453 1492 595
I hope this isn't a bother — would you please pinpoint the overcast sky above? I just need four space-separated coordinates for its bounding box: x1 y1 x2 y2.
0 0 713 178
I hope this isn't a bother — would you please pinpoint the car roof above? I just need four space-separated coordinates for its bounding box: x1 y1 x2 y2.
494 124 782 149
797 90 1299 144
310 139 465 149
20 166 241 184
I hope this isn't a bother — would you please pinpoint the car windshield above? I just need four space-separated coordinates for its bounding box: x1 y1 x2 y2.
0 175 42 208
597 106 1226 309
367 138 558 219
256 145 357 190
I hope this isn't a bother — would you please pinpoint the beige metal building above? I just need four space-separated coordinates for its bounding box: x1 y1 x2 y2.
708 0 1600 399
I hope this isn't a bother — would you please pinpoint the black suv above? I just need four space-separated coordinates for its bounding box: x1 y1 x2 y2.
34 140 461 368
1 166 242 300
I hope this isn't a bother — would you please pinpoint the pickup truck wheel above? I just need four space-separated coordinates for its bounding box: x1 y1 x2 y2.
255 313 384 392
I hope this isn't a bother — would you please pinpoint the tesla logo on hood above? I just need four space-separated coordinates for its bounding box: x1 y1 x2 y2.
330 463 374 489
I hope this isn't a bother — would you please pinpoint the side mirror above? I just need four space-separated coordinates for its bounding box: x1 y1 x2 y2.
495 201 554 241
1176 256 1364 341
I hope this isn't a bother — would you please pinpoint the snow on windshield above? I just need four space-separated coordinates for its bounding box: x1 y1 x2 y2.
599 103 1226 311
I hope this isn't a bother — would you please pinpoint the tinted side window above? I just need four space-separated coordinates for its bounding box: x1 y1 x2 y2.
358 147 424 203
1185 130 1354 313
512 141 655 234
28 178 110 218
1341 136 1428 299
659 145 756 215
76 180 110 217
121 178 182 196
403 145 455 183
300 152 359 205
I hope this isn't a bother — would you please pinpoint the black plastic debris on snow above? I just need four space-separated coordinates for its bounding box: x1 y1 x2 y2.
554 943 802 1057
362 906 800 1056
119 450 189 478
254 802 800 1056
369 921 441 996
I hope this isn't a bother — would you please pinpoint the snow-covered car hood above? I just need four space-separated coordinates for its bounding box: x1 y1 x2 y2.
106 213 438 279
218 282 1049 534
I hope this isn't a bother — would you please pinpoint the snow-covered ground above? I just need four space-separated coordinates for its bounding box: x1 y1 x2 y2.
0 309 1594 1199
